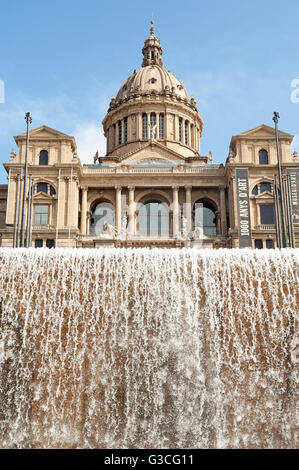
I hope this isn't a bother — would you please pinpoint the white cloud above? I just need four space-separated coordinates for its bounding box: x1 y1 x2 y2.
72 121 106 164
0 92 78 139
0 90 109 163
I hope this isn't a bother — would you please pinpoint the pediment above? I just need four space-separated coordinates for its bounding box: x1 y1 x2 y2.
34 192 54 200
15 125 74 141
120 142 186 164
232 124 294 141
254 191 273 200
257 191 272 197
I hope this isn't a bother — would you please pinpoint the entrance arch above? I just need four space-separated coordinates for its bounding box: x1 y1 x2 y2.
193 200 217 236
138 200 169 237
90 201 115 236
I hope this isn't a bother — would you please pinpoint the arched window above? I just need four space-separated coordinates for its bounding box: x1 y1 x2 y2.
260 182 272 193
159 113 164 139
39 150 48 165
50 185 56 196
138 200 169 237
259 149 269 165
90 201 115 236
142 113 148 140
252 182 272 195
37 182 48 194
36 182 56 195
194 201 217 236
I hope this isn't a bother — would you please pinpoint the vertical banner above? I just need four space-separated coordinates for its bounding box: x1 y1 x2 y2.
286 168 299 224
235 168 252 248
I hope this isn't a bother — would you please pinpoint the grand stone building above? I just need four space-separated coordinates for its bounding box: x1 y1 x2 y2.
1 22 299 249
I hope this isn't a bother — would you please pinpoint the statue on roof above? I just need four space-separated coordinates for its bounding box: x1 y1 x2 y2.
93 151 99 164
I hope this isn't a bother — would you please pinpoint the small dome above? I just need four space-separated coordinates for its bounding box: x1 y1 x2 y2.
115 65 190 103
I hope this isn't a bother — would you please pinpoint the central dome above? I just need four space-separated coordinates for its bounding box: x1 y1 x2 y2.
110 20 195 111
102 21 204 160
116 65 190 103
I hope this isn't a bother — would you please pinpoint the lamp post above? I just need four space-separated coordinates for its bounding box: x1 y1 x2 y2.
273 112 287 248
13 174 20 248
20 112 32 247
273 175 282 249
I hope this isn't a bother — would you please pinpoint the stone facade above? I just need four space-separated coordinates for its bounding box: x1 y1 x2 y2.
1 23 299 249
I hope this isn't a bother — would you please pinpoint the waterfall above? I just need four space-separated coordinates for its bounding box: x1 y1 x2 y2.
0 248 298 449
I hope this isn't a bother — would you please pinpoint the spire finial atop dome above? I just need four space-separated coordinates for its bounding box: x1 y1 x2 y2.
150 19 154 36
142 20 163 67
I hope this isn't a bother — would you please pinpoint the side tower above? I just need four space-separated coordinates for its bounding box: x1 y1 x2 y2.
225 124 299 248
3 125 81 247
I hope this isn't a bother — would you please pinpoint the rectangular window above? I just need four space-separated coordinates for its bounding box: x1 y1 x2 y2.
179 118 182 142
124 117 128 143
34 205 49 225
254 239 263 249
118 120 122 145
266 239 274 249
113 124 116 146
150 112 156 128
46 239 55 249
191 124 194 147
142 113 148 140
35 239 43 248
260 204 275 225
159 113 164 139
185 120 189 146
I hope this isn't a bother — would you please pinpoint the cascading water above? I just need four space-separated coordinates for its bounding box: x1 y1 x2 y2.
0 248 298 449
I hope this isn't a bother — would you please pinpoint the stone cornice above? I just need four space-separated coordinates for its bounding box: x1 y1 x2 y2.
102 95 203 129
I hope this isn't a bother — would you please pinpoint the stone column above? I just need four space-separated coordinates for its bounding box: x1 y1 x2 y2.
67 174 74 228
60 176 67 227
115 186 122 238
128 186 135 236
5 171 15 225
215 210 221 236
164 112 168 140
114 124 118 148
80 187 88 235
220 186 227 236
172 186 179 238
138 113 142 140
185 185 192 233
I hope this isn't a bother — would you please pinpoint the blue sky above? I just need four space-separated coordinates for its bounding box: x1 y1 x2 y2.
0 0 298 183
